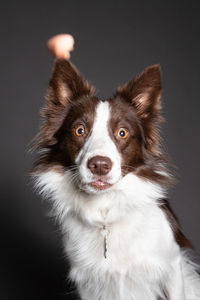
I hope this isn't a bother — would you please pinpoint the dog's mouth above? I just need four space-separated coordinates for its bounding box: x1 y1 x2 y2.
88 179 112 191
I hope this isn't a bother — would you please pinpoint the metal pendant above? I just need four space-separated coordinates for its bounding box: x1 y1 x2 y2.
101 225 109 259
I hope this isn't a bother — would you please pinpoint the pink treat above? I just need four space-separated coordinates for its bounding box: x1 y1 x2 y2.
47 34 74 59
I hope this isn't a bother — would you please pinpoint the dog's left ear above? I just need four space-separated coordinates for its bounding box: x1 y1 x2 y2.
116 65 163 153
116 65 162 120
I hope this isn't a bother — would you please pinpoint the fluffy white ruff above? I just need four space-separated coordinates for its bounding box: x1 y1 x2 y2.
34 170 165 226
34 171 200 300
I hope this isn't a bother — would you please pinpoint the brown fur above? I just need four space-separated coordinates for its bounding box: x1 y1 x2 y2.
109 66 171 186
33 59 96 150
116 65 163 155
32 59 97 172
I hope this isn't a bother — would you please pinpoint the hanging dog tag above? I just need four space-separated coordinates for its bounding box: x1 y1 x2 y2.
101 225 109 259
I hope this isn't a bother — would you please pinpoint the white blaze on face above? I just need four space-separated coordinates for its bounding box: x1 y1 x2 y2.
75 101 122 188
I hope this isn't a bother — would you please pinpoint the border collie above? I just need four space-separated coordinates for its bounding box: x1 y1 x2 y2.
33 59 200 300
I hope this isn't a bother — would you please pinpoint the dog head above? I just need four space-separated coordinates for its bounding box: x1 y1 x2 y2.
33 59 170 195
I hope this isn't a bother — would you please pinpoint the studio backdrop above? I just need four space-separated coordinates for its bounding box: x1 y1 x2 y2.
1 1 200 299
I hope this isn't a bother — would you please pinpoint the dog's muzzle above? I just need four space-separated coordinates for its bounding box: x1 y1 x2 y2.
87 155 113 190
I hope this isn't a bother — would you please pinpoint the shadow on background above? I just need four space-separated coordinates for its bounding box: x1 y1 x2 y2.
0 179 79 300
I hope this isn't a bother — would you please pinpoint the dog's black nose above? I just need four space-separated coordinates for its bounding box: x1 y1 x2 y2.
87 156 112 176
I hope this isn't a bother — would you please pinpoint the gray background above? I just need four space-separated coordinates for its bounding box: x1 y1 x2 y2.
1 1 200 299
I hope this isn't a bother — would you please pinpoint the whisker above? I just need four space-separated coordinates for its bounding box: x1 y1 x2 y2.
64 169 80 185
121 165 136 171
67 165 79 172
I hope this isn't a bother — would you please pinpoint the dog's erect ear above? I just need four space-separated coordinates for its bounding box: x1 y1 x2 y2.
116 65 163 153
35 60 96 148
116 65 162 120
47 59 96 106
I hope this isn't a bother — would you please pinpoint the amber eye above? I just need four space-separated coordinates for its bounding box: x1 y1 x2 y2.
118 128 129 139
75 125 85 136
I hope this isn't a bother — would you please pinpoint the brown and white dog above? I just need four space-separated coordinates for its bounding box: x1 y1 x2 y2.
33 59 200 300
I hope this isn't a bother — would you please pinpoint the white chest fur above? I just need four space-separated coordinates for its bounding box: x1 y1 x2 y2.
62 201 179 300
35 170 200 300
